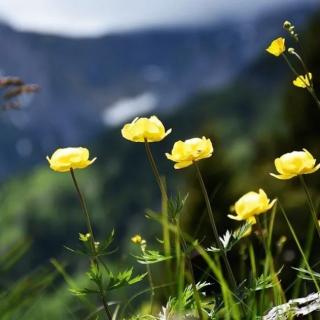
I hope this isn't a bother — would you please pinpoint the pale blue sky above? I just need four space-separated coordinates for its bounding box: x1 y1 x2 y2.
0 0 317 37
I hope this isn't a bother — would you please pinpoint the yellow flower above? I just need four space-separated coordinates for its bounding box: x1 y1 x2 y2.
131 234 143 244
165 137 213 169
46 147 96 172
121 116 171 142
266 37 286 56
79 233 91 242
293 73 312 88
270 149 320 180
228 189 276 221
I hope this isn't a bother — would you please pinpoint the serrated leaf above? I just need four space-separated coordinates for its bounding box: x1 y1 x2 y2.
206 222 252 254
134 250 172 264
107 268 146 290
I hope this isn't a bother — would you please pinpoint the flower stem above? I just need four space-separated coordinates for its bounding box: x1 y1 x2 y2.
299 175 320 239
144 140 171 259
178 223 205 320
70 168 96 249
141 244 155 314
292 215 316 297
144 140 167 200
193 162 237 291
69 168 113 320
278 201 320 292
144 140 204 317
282 53 320 111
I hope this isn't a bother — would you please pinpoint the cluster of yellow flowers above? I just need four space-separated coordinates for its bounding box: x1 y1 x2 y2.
266 37 312 89
46 114 320 235
46 114 320 232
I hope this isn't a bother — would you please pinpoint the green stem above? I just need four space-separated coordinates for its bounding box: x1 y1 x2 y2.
308 88 320 110
299 175 320 239
179 224 205 320
282 53 320 111
70 168 96 251
193 162 237 291
292 216 315 297
142 245 155 314
278 201 320 292
144 140 204 317
69 168 113 320
144 140 171 259
290 51 312 84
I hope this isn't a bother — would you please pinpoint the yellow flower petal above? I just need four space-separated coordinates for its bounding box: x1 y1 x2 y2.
269 173 296 180
47 147 96 173
229 188 275 221
271 149 319 180
174 161 193 169
166 137 213 169
293 73 312 88
266 37 286 57
227 214 243 221
121 115 171 142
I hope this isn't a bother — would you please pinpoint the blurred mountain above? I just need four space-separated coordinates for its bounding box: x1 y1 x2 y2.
0 3 317 179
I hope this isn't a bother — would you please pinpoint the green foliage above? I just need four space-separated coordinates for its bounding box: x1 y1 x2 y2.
107 268 147 290
206 222 252 253
134 250 172 265
158 282 214 319
250 272 280 292
168 193 189 220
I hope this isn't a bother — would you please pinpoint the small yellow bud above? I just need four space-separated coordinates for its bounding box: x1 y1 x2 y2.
283 21 292 29
79 233 91 242
288 47 295 54
131 234 143 245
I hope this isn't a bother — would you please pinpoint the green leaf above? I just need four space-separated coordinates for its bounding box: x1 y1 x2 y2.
250 268 282 292
134 250 172 264
69 287 99 296
292 266 320 281
168 193 189 219
107 268 147 290
206 222 252 254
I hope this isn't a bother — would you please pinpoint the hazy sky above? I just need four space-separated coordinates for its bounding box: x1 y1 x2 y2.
0 0 317 37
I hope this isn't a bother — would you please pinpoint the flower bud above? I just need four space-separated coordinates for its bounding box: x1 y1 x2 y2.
283 21 292 29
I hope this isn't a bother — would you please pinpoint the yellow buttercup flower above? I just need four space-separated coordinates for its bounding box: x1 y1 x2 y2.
46 147 96 172
293 73 312 88
266 37 286 56
121 116 171 142
165 137 213 169
228 189 276 221
131 234 143 244
270 149 320 180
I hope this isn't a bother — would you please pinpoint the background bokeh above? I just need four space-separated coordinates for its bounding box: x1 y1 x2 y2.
0 0 320 318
